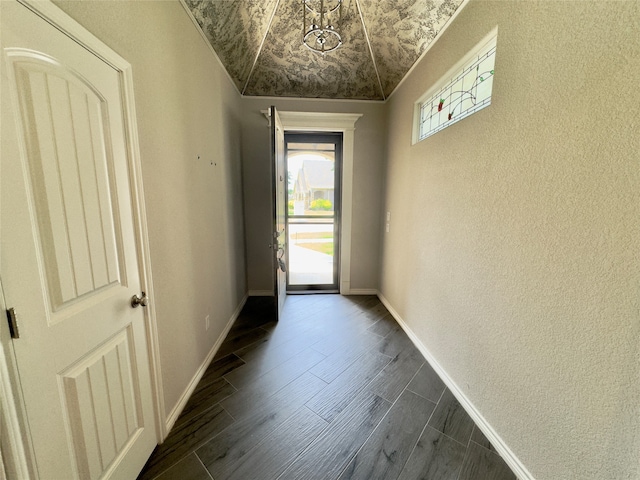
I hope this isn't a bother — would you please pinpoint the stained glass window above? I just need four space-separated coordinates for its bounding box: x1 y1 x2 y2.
415 30 497 143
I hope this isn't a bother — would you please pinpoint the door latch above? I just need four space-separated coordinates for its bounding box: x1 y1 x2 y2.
6 308 19 339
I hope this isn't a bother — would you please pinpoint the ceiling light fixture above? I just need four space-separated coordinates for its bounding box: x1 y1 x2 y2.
303 0 343 55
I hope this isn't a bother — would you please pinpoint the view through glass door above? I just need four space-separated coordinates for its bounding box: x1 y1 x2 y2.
286 133 342 291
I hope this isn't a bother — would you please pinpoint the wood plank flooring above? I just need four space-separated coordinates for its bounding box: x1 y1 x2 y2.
138 295 516 480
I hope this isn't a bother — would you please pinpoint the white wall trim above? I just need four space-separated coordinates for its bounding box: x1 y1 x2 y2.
376 291 535 480
121 61 167 442
164 294 248 436
277 111 363 130
249 94 383 104
269 111 362 296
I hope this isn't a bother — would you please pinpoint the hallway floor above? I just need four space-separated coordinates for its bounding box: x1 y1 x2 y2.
138 295 516 480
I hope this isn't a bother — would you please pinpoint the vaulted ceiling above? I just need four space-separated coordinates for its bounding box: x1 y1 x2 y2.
183 0 465 101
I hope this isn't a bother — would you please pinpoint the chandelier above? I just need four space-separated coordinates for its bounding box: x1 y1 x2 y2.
302 0 343 55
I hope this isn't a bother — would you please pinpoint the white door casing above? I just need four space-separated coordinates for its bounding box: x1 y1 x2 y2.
0 278 36 480
1 1 160 478
261 111 361 295
275 112 362 295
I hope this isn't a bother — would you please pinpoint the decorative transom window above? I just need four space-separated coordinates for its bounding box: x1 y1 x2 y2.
413 28 498 144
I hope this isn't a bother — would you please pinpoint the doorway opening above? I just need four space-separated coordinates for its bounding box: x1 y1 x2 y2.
285 132 342 292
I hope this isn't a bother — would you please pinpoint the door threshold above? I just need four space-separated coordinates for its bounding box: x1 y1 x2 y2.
286 289 340 295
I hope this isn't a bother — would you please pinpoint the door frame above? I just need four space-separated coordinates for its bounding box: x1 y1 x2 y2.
262 111 362 295
0 280 36 479
0 1 165 476
284 132 343 292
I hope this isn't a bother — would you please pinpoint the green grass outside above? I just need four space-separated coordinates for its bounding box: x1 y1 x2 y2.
291 232 333 240
297 242 334 256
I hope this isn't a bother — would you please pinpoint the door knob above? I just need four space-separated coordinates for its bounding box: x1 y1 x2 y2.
131 292 148 308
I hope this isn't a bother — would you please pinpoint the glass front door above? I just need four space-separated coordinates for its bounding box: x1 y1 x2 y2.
286 133 342 291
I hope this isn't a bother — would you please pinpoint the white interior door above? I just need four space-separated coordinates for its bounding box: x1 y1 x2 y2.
270 106 287 319
1 2 157 478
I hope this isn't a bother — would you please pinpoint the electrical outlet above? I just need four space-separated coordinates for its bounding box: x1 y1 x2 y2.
205 315 210 331
386 211 390 221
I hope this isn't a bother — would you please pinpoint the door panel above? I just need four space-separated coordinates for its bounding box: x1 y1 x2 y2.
11 55 123 312
270 106 287 319
60 327 141 480
1 2 156 478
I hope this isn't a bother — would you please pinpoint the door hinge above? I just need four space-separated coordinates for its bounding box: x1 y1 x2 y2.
6 308 19 339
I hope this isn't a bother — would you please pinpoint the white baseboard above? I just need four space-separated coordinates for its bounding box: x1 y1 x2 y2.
249 288 377 296
248 290 273 296
346 289 378 295
164 293 248 436
376 292 534 480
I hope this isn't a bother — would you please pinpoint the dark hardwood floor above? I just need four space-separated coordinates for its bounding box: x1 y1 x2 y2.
138 295 516 480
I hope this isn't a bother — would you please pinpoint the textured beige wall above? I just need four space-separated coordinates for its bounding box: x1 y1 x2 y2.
382 1 639 479
240 97 386 293
54 1 247 418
